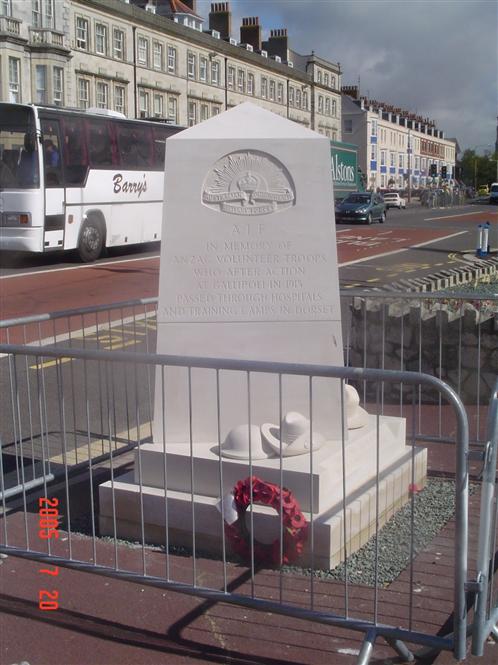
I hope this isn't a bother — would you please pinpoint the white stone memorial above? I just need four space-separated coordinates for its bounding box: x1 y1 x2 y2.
99 103 427 568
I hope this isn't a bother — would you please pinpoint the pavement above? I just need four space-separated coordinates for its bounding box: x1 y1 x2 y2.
1 433 497 665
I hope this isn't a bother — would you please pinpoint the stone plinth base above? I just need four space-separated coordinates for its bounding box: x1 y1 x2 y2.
99 416 427 569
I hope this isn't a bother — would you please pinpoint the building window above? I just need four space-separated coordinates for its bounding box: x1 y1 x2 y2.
371 120 377 136
325 98 330 115
199 56 207 82
35 65 47 104
332 99 337 117
95 23 108 56
32 0 41 27
211 59 219 84
344 118 352 133
269 79 275 101
138 89 149 116
317 70 322 84
187 52 196 79
78 78 90 109
247 72 254 95
302 90 308 110
167 46 177 73
188 100 197 126
114 85 125 114
277 82 284 104
113 28 125 60
227 66 235 88
76 16 89 50
332 130 337 141
53 66 63 106
371 145 377 161
261 76 267 98
137 36 148 65
324 73 329 87
1 0 11 17
330 75 336 89
153 41 163 69
8 57 20 103
390 152 395 167
318 95 323 113
399 154 403 168
212 105 221 115
167 96 177 123
237 69 245 93
153 93 163 117
288 86 294 106
44 0 54 28
200 103 209 121
96 81 109 109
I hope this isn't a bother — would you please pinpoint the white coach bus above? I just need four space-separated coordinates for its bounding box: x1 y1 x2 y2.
0 102 183 261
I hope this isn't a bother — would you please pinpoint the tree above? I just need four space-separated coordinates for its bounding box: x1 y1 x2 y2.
458 150 498 187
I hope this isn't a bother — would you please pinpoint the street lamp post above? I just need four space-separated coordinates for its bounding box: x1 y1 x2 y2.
407 129 412 204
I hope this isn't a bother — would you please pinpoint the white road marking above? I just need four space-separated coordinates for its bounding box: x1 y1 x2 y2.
423 211 493 221
340 230 468 267
0 254 161 280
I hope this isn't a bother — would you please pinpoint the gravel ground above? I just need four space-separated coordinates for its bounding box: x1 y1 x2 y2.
286 479 476 587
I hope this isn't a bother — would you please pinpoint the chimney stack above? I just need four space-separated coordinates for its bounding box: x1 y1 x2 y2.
181 0 196 12
262 28 289 61
209 2 231 40
240 17 261 51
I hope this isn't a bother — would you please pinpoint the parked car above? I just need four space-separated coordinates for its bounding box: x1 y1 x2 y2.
382 192 406 209
335 192 386 224
478 185 489 196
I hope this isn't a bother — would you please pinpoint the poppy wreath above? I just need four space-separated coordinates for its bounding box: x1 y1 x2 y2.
225 476 308 566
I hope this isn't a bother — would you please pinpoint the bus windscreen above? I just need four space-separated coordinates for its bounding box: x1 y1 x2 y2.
0 104 40 189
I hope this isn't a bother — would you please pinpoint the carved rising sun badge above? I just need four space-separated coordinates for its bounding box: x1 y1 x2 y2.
202 150 296 216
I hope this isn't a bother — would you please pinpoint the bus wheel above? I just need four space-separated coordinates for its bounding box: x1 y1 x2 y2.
78 219 105 262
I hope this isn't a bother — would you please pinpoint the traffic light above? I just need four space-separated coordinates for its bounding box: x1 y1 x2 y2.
441 165 447 178
429 164 437 177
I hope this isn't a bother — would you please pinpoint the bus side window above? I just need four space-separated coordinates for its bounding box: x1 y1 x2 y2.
117 123 153 170
40 120 62 187
87 119 116 168
63 117 88 186
152 127 167 169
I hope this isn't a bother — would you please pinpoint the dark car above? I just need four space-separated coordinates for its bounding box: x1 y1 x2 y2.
335 192 386 224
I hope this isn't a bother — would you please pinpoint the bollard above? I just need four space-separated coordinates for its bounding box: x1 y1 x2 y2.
476 224 484 257
476 223 490 257
483 222 490 254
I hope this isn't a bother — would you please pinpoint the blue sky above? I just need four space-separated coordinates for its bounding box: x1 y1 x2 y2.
197 0 498 153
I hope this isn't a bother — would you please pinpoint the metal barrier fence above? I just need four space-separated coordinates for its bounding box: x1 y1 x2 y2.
471 378 498 655
0 343 470 663
420 191 467 208
1 291 495 497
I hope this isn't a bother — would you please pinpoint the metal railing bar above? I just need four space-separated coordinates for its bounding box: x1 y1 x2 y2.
0 545 456 652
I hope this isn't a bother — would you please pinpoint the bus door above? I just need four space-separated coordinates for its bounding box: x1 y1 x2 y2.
40 118 65 250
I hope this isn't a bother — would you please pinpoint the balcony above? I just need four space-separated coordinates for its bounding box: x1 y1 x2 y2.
29 28 67 50
0 15 21 37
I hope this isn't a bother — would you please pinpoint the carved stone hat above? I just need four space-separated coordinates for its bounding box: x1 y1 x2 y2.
261 411 325 457
220 424 270 460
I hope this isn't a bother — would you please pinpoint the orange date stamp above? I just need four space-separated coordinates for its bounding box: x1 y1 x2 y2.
38 497 60 611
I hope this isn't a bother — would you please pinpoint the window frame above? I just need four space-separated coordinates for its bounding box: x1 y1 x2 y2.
76 16 89 51
77 77 90 109
96 80 109 109
95 22 108 56
167 45 177 73
187 52 196 79
137 35 149 66
153 41 163 70
8 56 20 103
53 66 64 106
113 27 125 60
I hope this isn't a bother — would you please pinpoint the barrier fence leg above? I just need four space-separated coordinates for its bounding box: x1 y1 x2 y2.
385 638 415 662
356 629 376 665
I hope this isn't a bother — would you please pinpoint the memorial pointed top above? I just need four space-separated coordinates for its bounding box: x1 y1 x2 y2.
171 102 326 140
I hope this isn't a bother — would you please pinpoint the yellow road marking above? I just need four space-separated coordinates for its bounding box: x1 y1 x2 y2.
30 358 72 370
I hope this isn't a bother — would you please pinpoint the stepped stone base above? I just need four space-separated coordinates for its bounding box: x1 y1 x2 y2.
99 416 427 569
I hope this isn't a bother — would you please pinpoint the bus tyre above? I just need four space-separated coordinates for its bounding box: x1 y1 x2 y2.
78 219 105 262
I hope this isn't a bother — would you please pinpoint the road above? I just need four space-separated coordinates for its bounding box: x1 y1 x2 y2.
0 203 497 322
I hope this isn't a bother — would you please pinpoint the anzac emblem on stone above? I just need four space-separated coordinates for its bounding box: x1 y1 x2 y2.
202 150 295 216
